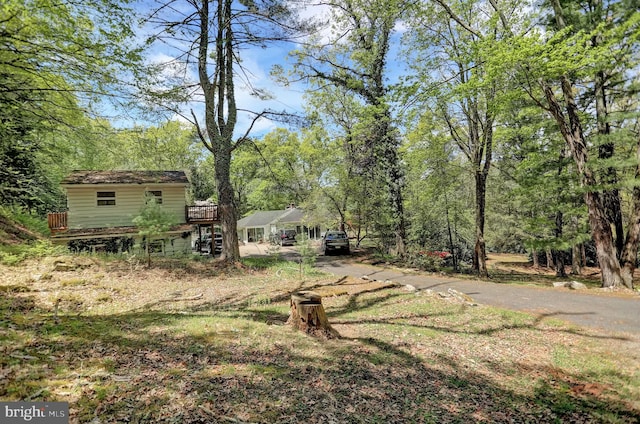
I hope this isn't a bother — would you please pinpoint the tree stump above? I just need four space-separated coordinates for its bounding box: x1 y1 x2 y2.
287 291 339 339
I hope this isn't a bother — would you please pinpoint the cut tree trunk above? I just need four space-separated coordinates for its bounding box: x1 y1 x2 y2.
287 291 339 339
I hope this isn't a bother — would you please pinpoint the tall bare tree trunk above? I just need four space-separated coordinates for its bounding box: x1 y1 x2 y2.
571 216 582 275
554 210 566 277
473 170 488 277
571 244 582 275
376 107 406 256
445 192 458 272
465 98 493 278
195 0 241 262
216 153 240 261
546 249 554 269
595 69 624 258
620 188 640 288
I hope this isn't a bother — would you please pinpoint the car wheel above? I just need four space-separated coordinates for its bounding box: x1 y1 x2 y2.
324 248 330 256
344 247 350 255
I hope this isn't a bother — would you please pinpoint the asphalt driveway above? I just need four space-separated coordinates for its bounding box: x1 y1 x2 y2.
240 243 640 340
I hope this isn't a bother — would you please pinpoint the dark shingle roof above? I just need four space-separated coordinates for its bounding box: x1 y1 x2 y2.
61 170 189 185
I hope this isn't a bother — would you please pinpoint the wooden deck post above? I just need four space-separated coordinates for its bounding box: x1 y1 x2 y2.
287 291 339 339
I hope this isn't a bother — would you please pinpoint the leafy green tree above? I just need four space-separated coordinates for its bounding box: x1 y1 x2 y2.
404 111 474 271
132 195 176 267
418 0 639 286
188 158 218 204
142 0 311 262
539 0 639 260
509 126 585 276
484 0 640 287
230 125 352 235
299 87 389 245
116 122 203 171
1 0 143 131
245 128 311 209
0 99 62 213
403 0 520 276
287 0 409 254
0 0 144 212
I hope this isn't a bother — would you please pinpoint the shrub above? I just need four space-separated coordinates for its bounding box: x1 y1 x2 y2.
0 205 49 237
406 249 452 271
296 234 318 267
0 240 66 266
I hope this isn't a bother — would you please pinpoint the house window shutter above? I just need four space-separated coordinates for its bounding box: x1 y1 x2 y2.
97 191 116 206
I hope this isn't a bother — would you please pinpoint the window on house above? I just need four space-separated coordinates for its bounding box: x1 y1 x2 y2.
145 190 163 204
97 191 116 206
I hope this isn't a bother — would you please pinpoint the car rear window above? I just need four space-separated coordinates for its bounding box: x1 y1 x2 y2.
326 232 346 239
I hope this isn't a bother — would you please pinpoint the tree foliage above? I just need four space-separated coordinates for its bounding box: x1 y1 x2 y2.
141 0 312 261
133 195 176 267
0 0 144 212
479 0 640 287
286 0 409 254
2 0 640 290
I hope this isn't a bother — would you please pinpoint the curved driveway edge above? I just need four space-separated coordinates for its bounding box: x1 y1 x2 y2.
314 257 640 340
238 243 640 339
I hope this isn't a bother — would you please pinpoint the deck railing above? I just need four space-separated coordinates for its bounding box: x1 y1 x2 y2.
47 206 219 233
185 205 219 223
48 212 68 232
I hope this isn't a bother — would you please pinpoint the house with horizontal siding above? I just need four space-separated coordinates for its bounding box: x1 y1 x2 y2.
48 170 219 255
237 206 321 243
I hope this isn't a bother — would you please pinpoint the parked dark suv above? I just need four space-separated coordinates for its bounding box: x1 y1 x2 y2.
321 230 350 255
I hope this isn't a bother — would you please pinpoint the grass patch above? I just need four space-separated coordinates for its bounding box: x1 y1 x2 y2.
0 240 66 266
0 255 638 423
60 278 89 287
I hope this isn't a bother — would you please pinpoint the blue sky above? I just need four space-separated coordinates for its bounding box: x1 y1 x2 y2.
133 0 410 139
134 0 322 138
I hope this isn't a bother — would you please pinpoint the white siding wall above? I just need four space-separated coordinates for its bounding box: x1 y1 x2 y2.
66 184 187 229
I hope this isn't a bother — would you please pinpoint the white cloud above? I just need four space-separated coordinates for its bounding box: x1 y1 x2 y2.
294 1 335 45
130 0 314 138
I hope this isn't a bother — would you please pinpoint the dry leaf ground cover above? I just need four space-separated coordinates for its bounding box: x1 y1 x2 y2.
1 254 639 423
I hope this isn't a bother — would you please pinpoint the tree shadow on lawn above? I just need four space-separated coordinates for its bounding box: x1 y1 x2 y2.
330 307 634 343
1 291 638 423
183 275 393 314
484 263 603 288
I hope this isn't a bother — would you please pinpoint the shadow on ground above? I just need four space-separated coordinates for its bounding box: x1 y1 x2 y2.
1 278 638 423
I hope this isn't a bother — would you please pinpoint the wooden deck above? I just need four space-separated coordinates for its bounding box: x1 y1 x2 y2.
48 212 68 234
185 205 219 223
48 205 220 234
